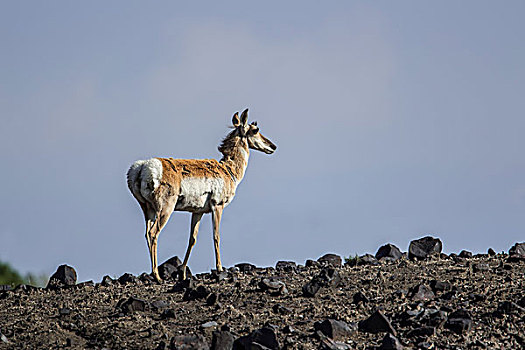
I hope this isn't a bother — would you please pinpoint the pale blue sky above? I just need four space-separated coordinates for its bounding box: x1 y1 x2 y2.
1 1 524 282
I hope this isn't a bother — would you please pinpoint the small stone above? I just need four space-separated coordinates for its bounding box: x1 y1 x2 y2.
258 277 288 295
169 278 195 293
272 303 292 315
508 242 525 262
408 236 443 260
151 300 169 310
303 280 322 297
275 261 297 272
200 321 218 329
472 263 490 273
409 284 435 301
358 310 397 335
183 285 210 301
314 319 356 341
118 297 146 313
283 325 295 334
100 275 115 287
169 335 208 350
459 250 472 258
487 248 496 256
376 244 403 261
161 309 176 319
235 263 257 273
234 327 279 350
317 253 342 268
211 270 229 282
406 326 435 338
58 307 71 316
445 309 472 334
352 291 369 304
139 272 156 283
429 280 452 293
358 254 379 266
117 273 139 285
497 301 525 315
46 264 77 289
380 333 403 350
305 259 320 268
206 293 218 306
211 330 234 350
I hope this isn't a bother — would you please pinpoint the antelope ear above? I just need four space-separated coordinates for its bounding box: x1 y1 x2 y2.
240 108 249 126
232 112 240 127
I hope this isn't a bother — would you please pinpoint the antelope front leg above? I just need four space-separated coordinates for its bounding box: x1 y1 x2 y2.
181 212 203 280
211 204 224 272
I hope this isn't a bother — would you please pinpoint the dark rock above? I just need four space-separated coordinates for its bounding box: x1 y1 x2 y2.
183 285 210 301
212 330 234 350
272 303 292 315
425 310 448 328
46 264 77 289
358 254 379 266
305 259 320 268
275 261 296 272
406 326 435 338
118 273 139 285
206 293 218 306
303 280 322 297
13 284 39 293
258 277 287 295
155 341 167 350
314 319 356 341
408 284 435 301
170 278 196 293
161 309 176 319
497 301 525 315
376 244 403 261
151 300 170 310
317 254 342 268
303 268 340 297
352 291 369 304
158 256 182 280
211 270 229 282
408 236 442 260
235 263 256 273
380 333 403 350
100 275 115 287
487 248 496 256
429 280 452 293
472 263 490 273
234 327 279 350
58 307 71 316
317 331 352 350
445 309 472 334
358 310 396 335
139 272 156 283
169 334 208 350
508 242 525 262
282 325 295 334
118 297 146 313
76 280 94 288
459 250 472 258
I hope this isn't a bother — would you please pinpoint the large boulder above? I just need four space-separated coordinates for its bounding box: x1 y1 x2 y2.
46 264 77 289
375 244 403 261
508 242 525 262
408 236 442 260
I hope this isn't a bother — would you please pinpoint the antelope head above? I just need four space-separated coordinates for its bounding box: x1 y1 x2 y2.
232 108 277 154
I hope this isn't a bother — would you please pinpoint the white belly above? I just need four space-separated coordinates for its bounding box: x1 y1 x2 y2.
175 177 226 213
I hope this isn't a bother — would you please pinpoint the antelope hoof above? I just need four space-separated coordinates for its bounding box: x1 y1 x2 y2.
152 271 162 283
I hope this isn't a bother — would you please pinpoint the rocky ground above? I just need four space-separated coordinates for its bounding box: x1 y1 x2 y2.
0 237 524 350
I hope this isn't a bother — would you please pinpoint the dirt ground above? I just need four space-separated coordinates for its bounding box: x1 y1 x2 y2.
0 249 523 349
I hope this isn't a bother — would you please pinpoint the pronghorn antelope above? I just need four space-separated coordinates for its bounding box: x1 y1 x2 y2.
127 109 276 282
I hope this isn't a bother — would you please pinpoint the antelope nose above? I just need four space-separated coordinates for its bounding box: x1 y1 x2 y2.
271 143 277 151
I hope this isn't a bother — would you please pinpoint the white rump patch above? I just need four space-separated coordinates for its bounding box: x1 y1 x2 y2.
127 158 163 203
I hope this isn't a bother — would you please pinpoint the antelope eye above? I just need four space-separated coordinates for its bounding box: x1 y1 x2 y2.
252 127 259 134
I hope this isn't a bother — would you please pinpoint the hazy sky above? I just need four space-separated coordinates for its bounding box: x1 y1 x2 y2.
1 1 524 282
